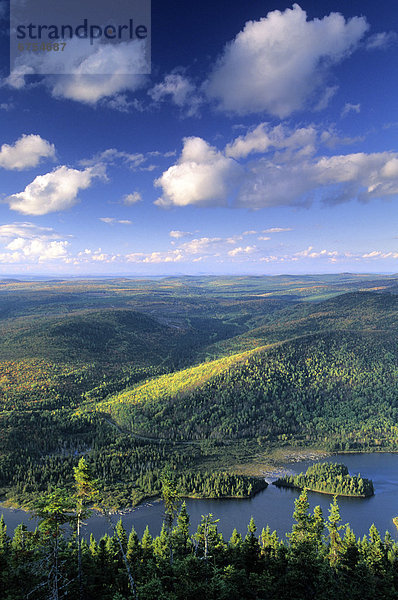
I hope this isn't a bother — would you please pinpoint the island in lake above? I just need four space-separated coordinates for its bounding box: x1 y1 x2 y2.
273 462 374 497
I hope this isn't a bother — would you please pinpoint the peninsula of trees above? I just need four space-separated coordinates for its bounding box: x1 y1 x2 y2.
273 462 374 497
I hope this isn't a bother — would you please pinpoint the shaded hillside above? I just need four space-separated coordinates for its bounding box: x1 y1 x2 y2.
200 291 398 359
0 308 243 367
100 329 398 450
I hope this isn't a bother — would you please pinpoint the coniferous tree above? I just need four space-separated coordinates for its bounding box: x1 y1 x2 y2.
32 487 75 600
0 514 9 599
242 517 261 573
327 496 345 568
172 501 192 559
73 457 99 600
160 465 180 565
127 525 141 566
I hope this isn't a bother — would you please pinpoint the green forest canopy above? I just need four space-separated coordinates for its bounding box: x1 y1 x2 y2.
274 462 374 497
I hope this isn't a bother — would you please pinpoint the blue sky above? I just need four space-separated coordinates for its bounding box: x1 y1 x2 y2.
1 0 398 275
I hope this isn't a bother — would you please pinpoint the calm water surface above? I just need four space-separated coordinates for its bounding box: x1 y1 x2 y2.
2 453 398 541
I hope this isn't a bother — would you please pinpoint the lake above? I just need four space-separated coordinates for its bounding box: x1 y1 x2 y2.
2 452 398 542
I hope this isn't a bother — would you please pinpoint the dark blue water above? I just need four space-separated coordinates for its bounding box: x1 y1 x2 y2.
2 453 398 541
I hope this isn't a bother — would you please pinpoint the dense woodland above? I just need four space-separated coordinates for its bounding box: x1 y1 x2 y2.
0 409 264 507
274 462 374 497
1 489 398 600
0 276 398 510
103 330 398 451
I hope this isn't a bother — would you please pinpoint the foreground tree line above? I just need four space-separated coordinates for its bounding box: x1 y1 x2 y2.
1 459 398 599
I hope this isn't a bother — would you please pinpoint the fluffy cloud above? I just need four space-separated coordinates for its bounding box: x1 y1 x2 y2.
76 248 119 263
0 134 55 170
205 4 368 117
178 237 225 255
225 123 317 159
319 128 363 148
314 152 398 202
0 222 69 263
7 39 147 105
50 73 145 105
236 159 314 209
149 73 202 116
227 245 256 257
158 124 398 210
0 222 61 240
123 192 142 205
6 238 68 261
154 137 241 208
295 246 339 259
124 234 258 264
361 251 398 259
169 230 193 239
126 250 184 263
150 73 193 104
238 150 398 209
7 165 101 215
225 124 274 159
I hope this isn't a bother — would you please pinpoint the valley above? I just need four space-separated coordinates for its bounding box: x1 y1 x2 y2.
0 274 398 510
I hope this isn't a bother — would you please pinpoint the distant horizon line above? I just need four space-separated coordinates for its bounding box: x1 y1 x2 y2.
0 271 397 281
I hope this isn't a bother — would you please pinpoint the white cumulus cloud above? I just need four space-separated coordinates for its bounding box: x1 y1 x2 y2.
0 134 55 170
228 245 256 257
0 222 69 263
7 165 101 215
205 4 368 117
6 238 68 261
155 125 398 211
225 123 317 159
154 136 241 208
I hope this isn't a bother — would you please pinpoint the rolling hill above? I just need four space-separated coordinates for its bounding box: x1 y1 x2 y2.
2 278 398 508
98 292 398 451
199 291 398 359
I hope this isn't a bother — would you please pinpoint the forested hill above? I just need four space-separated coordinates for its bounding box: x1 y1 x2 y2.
0 308 243 366
1 280 398 509
200 291 398 358
99 327 398 450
